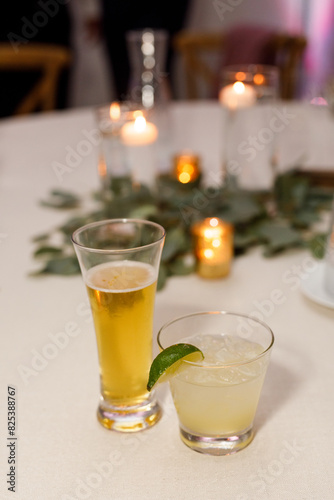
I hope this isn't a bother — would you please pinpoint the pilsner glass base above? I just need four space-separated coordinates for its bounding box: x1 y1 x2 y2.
179 426 254 456
97 394 162 433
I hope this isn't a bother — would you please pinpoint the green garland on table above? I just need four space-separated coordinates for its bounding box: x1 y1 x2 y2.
31 171 333 290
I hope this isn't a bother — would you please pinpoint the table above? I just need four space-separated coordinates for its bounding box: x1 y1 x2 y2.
0 101 334 500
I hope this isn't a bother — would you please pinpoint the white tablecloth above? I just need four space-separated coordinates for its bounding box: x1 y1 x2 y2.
0 102 334 500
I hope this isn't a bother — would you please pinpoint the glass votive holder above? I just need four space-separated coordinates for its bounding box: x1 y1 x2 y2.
191 217 233 279
95 102 159 191
218 65 280 191
95 102 132 192
120 109 158 189
219 64 280 108
173 152 201 184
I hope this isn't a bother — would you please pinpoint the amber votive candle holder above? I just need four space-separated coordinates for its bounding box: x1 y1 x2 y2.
191 217 233 279
173 153 201 184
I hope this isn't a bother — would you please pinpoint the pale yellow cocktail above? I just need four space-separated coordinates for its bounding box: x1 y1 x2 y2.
157 311 274 454
169 334 268 436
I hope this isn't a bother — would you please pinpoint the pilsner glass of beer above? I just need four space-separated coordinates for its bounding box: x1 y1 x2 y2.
72 219 165 432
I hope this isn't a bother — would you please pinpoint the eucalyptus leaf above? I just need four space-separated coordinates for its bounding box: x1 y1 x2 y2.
59 216 93 236
306 186 334 208
161 226 189 262
217 194 264 225
51 189 80 199
307 233 328 259
109 176 133 195
257 222 303 256
31 233 49 243
150 211 184 229
233 232 258 249
292 209 320 228
128 204 158 220
40 256 80 275
103 198 132 218
176 203 202 226
167 253 196 276
40 189 80 209
157 263 168 290
34 246 63 258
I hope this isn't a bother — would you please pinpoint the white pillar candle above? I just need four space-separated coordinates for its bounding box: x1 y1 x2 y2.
120 115 158 146
219 81 257 109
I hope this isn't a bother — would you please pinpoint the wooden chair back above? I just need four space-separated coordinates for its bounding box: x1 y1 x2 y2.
266 34 307 100
0 43 71 115
174 31 307 100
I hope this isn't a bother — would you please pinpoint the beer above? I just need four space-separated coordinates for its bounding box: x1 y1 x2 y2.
86 261 157 406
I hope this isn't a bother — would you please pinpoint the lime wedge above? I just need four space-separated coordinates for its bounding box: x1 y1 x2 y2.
147 343 204 391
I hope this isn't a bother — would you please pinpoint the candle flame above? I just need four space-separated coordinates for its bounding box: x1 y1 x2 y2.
253 73 265 85
109 102 120 120
179 172 191 183
177 163 195 184
204 228 219 239
134 115 147 132
203 218 226 239
209 218 219 227
235 71 246 81
133 110 144 118
204 249 214 259
233 81 245 95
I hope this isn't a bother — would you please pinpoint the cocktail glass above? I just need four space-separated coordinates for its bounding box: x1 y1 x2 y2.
72 219 165 432
158 311 274 455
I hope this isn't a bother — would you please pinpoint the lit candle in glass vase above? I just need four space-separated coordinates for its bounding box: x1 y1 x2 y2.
96 101 122 135
95 101 129 191
192 217 233 278
219 81 257 110
173 153 201 184
120 113 158 146
119 111 158 188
